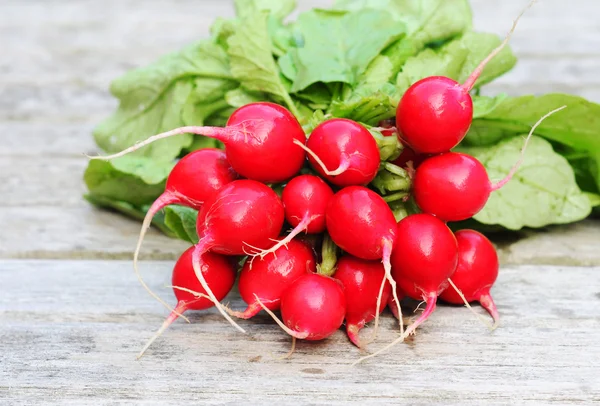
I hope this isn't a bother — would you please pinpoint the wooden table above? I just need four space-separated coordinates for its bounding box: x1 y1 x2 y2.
1 1 599 404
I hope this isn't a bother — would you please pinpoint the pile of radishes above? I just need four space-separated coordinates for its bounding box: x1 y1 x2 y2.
90 5 565 362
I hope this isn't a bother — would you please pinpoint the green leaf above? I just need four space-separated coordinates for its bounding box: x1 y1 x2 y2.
227 9 298 115
329 83 397 124
94 41 232 161
234 0 296 20
467 94 600 189
84 156 173 206
280 9 406 92
164 206 199 244
459 136 591 230
586 193 600 208
369 127 402 161
337 0 472 74
396 31 516 95
225 87 266 108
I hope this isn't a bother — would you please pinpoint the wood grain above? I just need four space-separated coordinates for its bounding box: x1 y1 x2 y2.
1 260 599 404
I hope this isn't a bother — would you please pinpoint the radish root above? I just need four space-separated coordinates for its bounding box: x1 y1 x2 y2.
479 291 501 330
191 244 246 334
382 240 404 335
462 0 538 92
85 120 267 161
245 215 316 259
352 293 437 366
254 294 309 340
137 300 188 359
491 105 566 191
134 191 191 323
447 278 495 331
361 274 388 347
293 139 351 176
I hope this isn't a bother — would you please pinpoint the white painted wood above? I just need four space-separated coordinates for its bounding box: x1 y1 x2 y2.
0 260 599 404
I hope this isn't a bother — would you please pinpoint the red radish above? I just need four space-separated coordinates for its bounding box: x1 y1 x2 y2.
396 0 536 154
296 118 380 186
88 102 306 183
334 255 391 348
133 149 237 311
353 213 458 365
247 175 333 257
440 230 500 328
326 186 403 330
257 273 346 341
412 106 566 222
137 246 235 358
229 239 316 319
390 214 458 337
192 179 285 332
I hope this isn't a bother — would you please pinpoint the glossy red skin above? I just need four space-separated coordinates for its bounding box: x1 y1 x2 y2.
391 213 458 300
440 230 499 304
396 76 473 154
334 255 392 327
166 149 238 209
281 175 334 234
196 179 285 255
238 239 316 311
226 102 306 183
281 273 347 341
326 186 396 260
172 246 236 310
306 118 380 186
413 152 491 222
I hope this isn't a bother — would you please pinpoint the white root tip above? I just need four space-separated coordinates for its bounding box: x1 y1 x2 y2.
254 294 309 340
293 138 351 177
490 105 566 191
447 278 495 331
191 246 246 334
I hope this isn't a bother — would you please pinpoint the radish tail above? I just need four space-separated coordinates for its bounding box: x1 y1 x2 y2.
462 0 538 92
491 105 566 191
382 240 404 334
191 243 246 334
447 278 494 331
292 139 351 176
137 300 188 359
224 301 263 320
133 191 191 323
86 121 266 160
281 337 297 360
402 293 437 339
254 294 310 340
245 214 314 259
479 290 500 330
362 273 387 347
351 293 437 366
388 294 400 320
346 323 363 348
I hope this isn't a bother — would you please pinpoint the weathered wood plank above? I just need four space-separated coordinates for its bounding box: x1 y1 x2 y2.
0 260 599 404
497 219 600 266
0 206 188 260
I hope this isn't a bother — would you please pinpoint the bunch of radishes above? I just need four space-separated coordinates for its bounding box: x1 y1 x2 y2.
90 3 565 361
